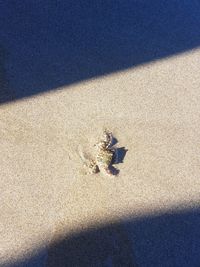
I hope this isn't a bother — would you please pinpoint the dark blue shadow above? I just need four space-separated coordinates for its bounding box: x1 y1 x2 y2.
1 0 200 103
5 207 200 267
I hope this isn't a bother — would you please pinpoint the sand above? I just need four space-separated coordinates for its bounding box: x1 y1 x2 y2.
1 49 200 266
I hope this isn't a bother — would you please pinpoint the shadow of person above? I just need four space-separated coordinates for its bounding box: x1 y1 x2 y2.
5 208 200 267
46 223 136 267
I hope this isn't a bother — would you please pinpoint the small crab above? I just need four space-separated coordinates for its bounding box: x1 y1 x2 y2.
94 130 117 176
83 159 99 174
78 130 118 176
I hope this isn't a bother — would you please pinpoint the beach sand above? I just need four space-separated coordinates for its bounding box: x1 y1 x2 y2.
1 49 200 266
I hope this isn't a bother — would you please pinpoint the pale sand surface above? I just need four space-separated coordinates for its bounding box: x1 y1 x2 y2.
1 49 200 266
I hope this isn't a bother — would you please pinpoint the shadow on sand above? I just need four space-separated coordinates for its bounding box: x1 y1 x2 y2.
1 0 200 103
6 207 200 267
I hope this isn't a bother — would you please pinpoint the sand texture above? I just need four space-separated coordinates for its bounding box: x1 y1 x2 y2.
1 1 200 265
1 49 200 266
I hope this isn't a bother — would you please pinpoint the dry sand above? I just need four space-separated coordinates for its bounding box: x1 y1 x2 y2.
1 49 200 266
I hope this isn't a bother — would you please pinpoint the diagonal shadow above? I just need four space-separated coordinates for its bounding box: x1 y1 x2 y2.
5 207 200 267
1 0 200 103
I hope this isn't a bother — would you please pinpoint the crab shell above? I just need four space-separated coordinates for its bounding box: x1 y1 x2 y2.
96 149 114 169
